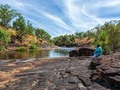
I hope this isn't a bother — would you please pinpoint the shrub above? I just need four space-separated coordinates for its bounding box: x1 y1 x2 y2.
0 27 10 44
7 29 16 36
0 45 6 51
16 46 28 52
23 35 39 46
93 30 110 54
28 44 39 50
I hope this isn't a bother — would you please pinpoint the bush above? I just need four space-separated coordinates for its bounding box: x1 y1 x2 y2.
0 27 10 44
93 30 110 54
0 45 6 51
16 46 28 52
23 35 38 46
7 29 16 36
28 44 39 50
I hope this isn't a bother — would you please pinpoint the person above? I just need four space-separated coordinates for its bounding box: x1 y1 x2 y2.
93 44 102 59
88 45 103 70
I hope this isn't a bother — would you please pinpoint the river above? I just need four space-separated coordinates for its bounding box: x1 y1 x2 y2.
0 47 75 60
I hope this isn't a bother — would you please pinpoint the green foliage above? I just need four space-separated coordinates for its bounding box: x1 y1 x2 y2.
93 29 110 54
75 31 95 38
13 15 36 43
16 47 28 52
0 4 53 52
0 45 6 51
52 34 75 47
35 28 51 41
26 20 34 35
53 20 120 54
13 15 26 43
0 4 19 28
0 27 10 44
108 22 120 51
93 20 120 54
28 44 39 50
75 32 84 38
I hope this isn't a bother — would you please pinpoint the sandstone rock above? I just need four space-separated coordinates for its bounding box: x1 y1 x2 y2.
78 48 94 56
90 54 120 89
69 48 94 57
1 52 120 90
69 50 79 57
78 83 87 90
67 76 79 84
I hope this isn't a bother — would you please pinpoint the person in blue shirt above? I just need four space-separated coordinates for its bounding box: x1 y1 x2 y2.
89 45 102 70
93 44 102 58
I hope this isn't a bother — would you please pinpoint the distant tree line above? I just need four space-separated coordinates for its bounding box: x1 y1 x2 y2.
52 21 120 54
52 34 75 47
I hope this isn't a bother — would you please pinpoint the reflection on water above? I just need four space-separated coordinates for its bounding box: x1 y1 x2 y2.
0 48 74 60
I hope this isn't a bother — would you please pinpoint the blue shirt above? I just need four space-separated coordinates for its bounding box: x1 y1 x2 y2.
94 47 102 57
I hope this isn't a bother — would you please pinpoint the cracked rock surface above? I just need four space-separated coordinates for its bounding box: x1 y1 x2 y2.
0 54 119 90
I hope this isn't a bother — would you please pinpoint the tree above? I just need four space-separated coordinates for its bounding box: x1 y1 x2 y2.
93 20 120 53
26 20 34 35
52 34 75 46
0 4 19 28
108 22 120 52
35 28 51 41
75 32 84 38
13 15 26 43
95 30 109 54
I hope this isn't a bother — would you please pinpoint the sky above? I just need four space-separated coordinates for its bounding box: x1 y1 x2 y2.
1 0 120 37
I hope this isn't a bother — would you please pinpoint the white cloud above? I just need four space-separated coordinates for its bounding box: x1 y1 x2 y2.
62 0 120 31
29 7 75 33
94 0 120 7
63 0 95 30
42 12 72 31
1 0 120 36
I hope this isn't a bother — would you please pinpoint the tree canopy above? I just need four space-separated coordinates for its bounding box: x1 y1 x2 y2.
0 4 19 28
35 28 51 41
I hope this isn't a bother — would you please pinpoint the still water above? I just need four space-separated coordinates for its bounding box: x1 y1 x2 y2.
0 48 74 60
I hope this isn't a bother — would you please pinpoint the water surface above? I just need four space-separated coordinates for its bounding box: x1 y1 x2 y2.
0 48 74 60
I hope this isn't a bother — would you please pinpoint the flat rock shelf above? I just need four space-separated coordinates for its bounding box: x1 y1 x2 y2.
0 54 120 90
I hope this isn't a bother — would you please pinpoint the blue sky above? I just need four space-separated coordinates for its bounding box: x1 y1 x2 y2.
1 0 120 37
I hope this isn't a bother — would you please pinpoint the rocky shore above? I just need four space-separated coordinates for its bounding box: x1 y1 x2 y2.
90 52 120 89
0 53 120 90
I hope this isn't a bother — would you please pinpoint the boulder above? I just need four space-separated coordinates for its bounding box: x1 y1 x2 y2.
90 54 120 89
78 48 94 56
69 48 94 57
69 50 79 57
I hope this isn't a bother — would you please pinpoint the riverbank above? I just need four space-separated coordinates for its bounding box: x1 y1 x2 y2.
5 44 60 51
0 53 120 90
